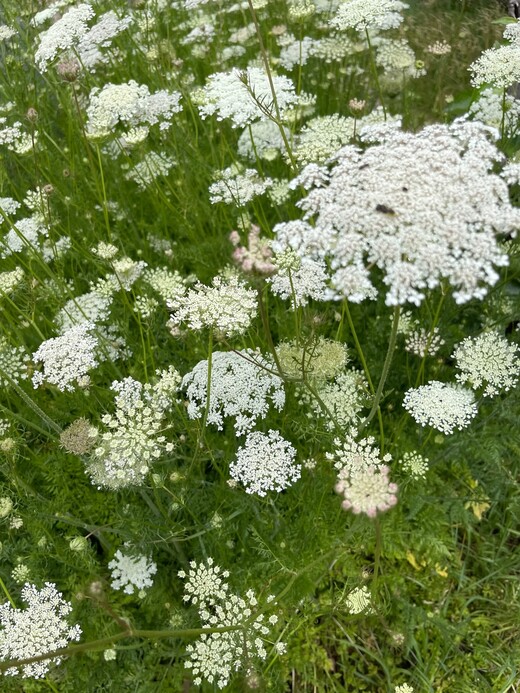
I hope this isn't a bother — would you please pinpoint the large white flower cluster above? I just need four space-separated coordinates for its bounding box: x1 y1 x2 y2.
209 166 273 206
168 275 257 337
327 434 397 517
108 550 157 595
403 381 478 434
470 19 520 89
453 331 520 397
0 583 81 679
32 322 99 391
274 119 520 306
85 81 182 139
179 558 285 688
230 430 301 496
34 4 131 72
86 368 180 489
199 67 297 128
330 0 409 32
181 350 285 435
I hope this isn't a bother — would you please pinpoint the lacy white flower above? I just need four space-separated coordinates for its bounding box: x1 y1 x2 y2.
178 557 230 607
395 685 414 693
126 151 176 188
168 275 257 337
335 464 398 517
179 559 284 688
0 267 25 295
85 81 182 139
400 451 429 479
199 67 297 128
276 119 519 306
344 586 374 614
181 350 285 435
0 496 13 518
303 369 369 429
108 550 157 594
330 0 408 32
230 226 275 274
0 337 30 387
209 166 272 206
0 582 81 679
328 434 397 516
34 3 95 71
268 255 328 307
56 291 112 333
276 337 349 382
293 114 355 165
403 381 478 434
143 267 185 304
86 369 179 489
469 88 520 138
405 326 444 357
470 22 520 89
230 430 301 496
32 322 98 392
452 331 520 397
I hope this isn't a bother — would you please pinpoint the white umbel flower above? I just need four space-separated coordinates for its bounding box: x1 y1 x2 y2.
181 350 285 435
276 119 519 306
35 3 94 71
108 550 157 595
330 0 408 32
32 322 98 392
230 430 301 496
199 67 297 128
453 331 520 397
0 583 81 679
403 381 478 434
168 275 257 337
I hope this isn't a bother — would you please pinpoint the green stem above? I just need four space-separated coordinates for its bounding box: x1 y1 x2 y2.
246 0 298 171
2 373 62 435
360 306 400 432
365 29 387 120
373 516 383 587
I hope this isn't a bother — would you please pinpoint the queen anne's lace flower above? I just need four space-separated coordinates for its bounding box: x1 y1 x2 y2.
178 557 230 607
181 350 285 435
168 275 257 337
86 369 179 489
276 119 520 306
85 81 182 139
0 338 30 387
32 322 99 392
268 255 328 307
400 451 429 479
209 167 272 206
0 583 81 679
452 332 520 397
179 559 284 688
470 22 520 89
403 381 478 434
344 586 374 614
34 3 95 71
328 434 397 517
199 67 297 128
108 550 157 594
330 0 409 32
230 430 301 496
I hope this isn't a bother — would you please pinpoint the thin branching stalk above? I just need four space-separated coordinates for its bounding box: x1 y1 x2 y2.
360 306 400 432
246 0 298 171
